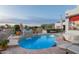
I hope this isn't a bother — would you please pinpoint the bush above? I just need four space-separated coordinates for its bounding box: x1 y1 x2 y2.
0 39 9 50
55 29 64 32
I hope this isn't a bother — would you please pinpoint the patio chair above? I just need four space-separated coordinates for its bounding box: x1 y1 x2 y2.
57 42 79 54
67 45 79 54
57 41 72 54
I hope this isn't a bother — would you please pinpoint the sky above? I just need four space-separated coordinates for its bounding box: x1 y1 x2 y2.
0 5 76 26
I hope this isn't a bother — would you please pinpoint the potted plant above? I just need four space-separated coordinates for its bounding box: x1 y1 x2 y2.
0 40 9 51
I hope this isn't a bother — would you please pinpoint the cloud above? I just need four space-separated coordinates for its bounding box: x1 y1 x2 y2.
0 16 58 26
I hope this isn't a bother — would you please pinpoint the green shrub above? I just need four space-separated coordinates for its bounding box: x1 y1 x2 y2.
0 40 9 50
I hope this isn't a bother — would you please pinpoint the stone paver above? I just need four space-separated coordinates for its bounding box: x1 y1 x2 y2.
2 46 66 54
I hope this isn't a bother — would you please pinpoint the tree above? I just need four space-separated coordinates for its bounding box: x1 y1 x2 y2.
24 25 28 29
5 24 11 28
0 26 5 29
14 25 21 34
41 24 47 29
41 24 55 29
62 20 65 22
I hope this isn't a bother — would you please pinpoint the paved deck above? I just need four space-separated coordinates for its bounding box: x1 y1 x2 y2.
2 46 67 54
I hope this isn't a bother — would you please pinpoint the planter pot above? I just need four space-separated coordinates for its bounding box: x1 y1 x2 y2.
0 46 8 51
16 31 21 35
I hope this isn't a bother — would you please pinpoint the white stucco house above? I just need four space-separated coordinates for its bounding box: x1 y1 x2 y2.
55 20 66 29
64 6 79 44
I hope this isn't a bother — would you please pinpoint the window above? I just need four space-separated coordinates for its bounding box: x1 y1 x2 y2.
69 15 79 30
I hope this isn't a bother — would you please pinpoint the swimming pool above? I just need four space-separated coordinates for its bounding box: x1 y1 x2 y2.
18 34 56 50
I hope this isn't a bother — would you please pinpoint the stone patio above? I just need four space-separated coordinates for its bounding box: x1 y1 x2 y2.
1 43 74 54
1 46 67 54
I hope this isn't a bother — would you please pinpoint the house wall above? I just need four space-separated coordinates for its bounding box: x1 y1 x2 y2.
65 6 79 32
55 22 66 29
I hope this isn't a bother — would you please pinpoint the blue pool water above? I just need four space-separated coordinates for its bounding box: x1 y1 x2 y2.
18 34 56 50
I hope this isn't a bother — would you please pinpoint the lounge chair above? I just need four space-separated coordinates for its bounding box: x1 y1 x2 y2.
67 45 79 54
57 32 79 54
57 41 72 54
